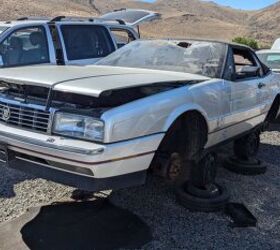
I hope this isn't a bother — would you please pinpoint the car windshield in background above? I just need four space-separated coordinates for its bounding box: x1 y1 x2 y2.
258 53 280 70
97 40 227 78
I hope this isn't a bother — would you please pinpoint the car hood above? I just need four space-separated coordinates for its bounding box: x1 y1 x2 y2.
0 65 209 97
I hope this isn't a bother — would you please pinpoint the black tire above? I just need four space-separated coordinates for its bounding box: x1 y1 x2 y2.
176 182 230 212
224 157 267 176
234 132 260 160
186 182 220 199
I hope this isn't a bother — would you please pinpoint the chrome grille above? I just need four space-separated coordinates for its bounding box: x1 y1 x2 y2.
0 102 51 133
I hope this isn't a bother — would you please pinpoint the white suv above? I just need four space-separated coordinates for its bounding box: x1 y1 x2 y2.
0 9 160 67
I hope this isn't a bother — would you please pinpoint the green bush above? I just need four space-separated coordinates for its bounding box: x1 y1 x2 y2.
232 37 259 50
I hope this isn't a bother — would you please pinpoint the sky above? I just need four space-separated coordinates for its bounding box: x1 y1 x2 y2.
141 0 278 10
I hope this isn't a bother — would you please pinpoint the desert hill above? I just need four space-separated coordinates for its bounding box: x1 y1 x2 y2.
93 0 280 46
0 0 279 47
248 2 280 44
0 0 95 19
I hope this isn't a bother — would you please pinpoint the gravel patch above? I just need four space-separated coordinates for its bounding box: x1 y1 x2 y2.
0 127 280 249
0 169 74 224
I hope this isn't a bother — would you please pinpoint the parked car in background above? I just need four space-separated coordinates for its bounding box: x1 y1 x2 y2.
257 50 280 73
0 9 160 68
0 40 279 192
272 38 280 50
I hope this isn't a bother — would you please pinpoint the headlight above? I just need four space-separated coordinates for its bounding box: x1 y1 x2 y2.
53 113 104 142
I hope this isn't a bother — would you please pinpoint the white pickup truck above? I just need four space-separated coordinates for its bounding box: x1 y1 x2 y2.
0 9 160 67
0 40 279 197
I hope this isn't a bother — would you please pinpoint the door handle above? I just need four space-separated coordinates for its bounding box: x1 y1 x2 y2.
258 82 266 89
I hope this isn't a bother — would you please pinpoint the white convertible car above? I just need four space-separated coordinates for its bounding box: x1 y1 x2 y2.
0 40 279 191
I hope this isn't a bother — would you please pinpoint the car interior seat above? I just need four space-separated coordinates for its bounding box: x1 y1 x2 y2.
6 37 24 66
22 31 48 63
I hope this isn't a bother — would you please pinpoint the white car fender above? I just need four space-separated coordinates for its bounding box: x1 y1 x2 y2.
162 103 209 132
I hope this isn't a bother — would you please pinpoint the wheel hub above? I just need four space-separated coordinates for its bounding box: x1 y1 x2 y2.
168 153 182 181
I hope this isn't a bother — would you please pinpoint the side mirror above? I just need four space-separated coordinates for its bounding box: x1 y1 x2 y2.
238 65 260 76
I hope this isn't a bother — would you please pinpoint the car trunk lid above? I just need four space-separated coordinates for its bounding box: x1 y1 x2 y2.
100 9 161 27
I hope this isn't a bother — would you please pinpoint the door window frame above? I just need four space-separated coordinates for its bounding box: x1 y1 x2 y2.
227 45 267 82
110 27 137 48
0 25 51 67
57 23 116 63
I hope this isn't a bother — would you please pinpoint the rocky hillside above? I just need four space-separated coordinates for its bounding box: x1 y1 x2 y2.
0 0 95 19
249 2 280 44
0 0 279 46
94 0 280 46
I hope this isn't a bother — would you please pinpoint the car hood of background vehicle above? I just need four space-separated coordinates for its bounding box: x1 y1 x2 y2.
0 65 209 97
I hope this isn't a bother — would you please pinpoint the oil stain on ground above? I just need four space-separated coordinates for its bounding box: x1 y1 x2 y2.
20 199 152 250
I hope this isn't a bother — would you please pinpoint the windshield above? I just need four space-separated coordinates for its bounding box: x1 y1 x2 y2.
258 52 280 70
0 26 8 35
97 40 227 78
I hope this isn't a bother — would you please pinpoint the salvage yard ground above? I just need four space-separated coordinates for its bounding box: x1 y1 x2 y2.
0 125 280 249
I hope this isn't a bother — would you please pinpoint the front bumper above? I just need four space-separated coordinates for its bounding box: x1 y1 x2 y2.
3 153 147 192
0 123 164 191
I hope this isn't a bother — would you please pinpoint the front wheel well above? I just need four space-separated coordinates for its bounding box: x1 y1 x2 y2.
156 110 208 158
266 94 280 122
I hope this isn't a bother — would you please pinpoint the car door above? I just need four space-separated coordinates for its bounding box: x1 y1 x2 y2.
57 23 116 65
0 24 55 68
225 46 268 136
